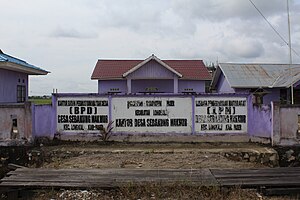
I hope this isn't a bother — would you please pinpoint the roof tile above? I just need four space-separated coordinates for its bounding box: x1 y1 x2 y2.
91 59 211 80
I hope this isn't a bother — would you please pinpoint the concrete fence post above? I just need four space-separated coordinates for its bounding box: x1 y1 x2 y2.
271 101 281 146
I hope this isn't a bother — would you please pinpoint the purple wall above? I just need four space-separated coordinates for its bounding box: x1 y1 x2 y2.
247 96 272 138
131 79 173 93
28 93 278 142
32 104 55 138
98 80 127 93
0 69 28 103
263 89 280 105
178 80 205 93
127 60 175 79
216 74 235 93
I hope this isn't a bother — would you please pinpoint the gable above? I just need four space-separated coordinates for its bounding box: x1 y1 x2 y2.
126 59 177 79
123 55 182 78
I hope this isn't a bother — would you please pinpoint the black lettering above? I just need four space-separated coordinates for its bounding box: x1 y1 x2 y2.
201 124 208 130
135 110 150 116
58 115 69 123
71 124 84 130
81 107 86 114
127 101 143 109
134 119 146 127
153 110 168 116
234 124 242 130
87 107 93 114
146 100 162 107
146 119 169 127
166 100 175 106
63 124 70 130
116 119 133 127
170 118 187 126
74 107 80 114
225 124 232 130
208 124 223 130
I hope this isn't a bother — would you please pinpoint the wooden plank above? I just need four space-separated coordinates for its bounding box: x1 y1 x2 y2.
212 173 300 178
217 177 300 187
5 170 215 180
0 168 218 189
211 167 300 175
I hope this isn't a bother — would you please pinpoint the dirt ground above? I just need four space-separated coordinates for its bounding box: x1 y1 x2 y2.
38 142 270 169
8 142 299 199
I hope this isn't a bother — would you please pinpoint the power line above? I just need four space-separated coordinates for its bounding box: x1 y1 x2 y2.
248 0 300 58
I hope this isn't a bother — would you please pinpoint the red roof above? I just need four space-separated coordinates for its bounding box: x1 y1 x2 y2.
91 59 211 80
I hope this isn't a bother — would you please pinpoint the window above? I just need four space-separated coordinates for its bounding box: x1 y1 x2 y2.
205 81 211 93
17 85 26 102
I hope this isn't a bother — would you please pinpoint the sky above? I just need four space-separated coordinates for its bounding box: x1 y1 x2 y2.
1 0 300 96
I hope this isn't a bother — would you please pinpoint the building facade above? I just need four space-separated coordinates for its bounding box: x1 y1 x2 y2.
0 49 49 103
210 63 300 105
91 54 211 94
0 50 49 144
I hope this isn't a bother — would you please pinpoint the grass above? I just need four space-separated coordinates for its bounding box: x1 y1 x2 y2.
29 98 52 105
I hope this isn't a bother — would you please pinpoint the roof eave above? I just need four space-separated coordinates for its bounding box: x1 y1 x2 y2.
91 77 125 80
0 62 49 75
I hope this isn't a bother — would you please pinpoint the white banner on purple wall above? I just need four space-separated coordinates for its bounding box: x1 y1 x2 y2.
57 97 109 133
194 97 247 133
112 97 192 133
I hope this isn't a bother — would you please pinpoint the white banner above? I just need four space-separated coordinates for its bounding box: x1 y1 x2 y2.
57 97 109 133
112 97 192 133
195 97 247 133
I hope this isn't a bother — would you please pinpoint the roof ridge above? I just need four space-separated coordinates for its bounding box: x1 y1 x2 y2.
220 62 300 65
97 59 203 61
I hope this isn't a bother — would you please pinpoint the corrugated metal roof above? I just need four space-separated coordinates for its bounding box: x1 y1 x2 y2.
217 63 300 88
0 49 49 75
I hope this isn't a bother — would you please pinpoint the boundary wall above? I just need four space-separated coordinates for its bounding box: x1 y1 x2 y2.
45 93 269 142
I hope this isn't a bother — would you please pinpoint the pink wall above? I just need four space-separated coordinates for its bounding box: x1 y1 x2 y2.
0 69 28 103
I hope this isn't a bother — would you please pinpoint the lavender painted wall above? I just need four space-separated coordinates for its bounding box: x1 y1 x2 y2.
28 93 288 143
127 60 176 79
0 69 28 103
98 80 127 93
131 79 173 93
33 104 55 138
216 73 235 93
247 96 272 138
263 89 280 105
178 80 205 93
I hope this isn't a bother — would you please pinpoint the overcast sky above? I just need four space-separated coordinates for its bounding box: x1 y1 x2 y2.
1 0 300 95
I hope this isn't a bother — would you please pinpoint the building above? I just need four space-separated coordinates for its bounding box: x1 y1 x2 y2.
0 49 49 103
0 49 49 144
210 63 300 105
91 54 211 94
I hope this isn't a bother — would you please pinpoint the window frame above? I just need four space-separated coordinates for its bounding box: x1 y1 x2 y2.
17 85 26 103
